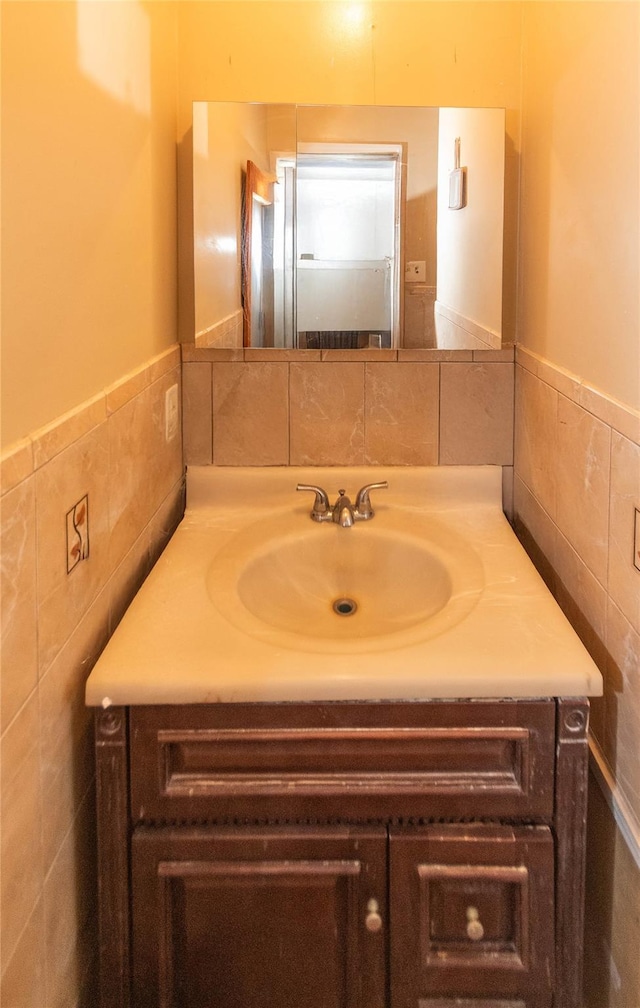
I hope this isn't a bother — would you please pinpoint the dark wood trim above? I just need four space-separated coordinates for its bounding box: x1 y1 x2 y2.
554 698 590 1008
95 708 131 1008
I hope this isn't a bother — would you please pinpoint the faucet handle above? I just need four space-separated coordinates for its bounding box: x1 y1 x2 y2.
296 483 330 521
355 481 388 519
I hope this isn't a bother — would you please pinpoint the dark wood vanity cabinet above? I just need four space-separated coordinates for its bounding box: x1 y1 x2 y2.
94 698 590 1008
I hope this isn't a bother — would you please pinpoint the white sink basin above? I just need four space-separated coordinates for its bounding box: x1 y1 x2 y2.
84 465 603 706
207 513 483 652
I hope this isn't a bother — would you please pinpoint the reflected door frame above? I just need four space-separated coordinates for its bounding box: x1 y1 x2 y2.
242 160 276 348
295 142 405 349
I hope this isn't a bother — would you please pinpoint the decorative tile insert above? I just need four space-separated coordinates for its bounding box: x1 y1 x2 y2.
66 495 89 573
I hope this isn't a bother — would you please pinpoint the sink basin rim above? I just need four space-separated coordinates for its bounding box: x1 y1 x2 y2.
206 508 485 654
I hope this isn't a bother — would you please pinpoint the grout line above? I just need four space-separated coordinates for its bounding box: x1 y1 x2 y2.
436 362 442 464
209 362 215 466
362 361 368 464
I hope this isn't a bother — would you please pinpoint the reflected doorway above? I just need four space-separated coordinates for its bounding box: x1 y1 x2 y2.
265 145 402 349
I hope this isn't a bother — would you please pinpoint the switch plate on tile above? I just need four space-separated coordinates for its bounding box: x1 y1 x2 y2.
66 494 89 573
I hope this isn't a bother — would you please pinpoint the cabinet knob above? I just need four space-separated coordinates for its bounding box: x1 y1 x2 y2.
466 906 484 941
365 898 383 933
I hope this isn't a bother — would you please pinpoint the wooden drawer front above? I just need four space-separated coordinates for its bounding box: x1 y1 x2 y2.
131 825 387 1008
129 702 555 823
389 825 554 1008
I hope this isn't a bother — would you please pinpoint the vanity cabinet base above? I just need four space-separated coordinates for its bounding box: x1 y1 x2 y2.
94 698 589 1008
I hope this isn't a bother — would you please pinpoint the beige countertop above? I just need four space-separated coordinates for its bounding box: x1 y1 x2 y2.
85 466 603 707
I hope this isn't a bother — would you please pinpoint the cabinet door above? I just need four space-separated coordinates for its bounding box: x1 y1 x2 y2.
389 824 555 1008
132 825 387 1008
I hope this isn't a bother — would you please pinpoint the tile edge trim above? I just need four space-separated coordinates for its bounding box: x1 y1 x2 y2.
1 344 181 490
516 347 640 445
589 736 640 871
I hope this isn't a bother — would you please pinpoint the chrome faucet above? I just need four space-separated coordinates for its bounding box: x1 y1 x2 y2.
332 489 356 528
297 481 388 526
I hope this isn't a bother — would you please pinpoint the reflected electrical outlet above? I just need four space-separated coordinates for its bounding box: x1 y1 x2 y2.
66 494 90 573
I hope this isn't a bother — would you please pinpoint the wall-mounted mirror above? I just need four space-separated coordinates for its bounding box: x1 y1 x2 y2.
192 103 505 351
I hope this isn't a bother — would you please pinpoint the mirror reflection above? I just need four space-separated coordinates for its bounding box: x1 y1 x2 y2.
192 103 505 351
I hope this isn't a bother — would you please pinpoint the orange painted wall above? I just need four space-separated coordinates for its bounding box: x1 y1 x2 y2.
1 1 178 448
518 1 639 409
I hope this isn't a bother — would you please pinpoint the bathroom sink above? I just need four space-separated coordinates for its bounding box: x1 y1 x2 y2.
84 465 604 705
206 512 484 653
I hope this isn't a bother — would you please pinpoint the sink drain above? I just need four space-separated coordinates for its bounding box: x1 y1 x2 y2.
332 597 358 617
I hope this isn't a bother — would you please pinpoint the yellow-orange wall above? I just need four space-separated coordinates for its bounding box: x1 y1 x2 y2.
176 1 523 114
1 0 178 448
518 1 639 411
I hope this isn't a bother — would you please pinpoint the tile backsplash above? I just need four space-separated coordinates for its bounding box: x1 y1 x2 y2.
182 345 515 470
0 345 184 1005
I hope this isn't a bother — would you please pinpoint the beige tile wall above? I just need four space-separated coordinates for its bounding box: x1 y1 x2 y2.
0 346 184 1008
513 345 640 1008
182 345 515 471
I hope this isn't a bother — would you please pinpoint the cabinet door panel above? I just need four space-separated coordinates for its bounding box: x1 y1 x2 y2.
132 826 386 1008
389 825 554 1008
